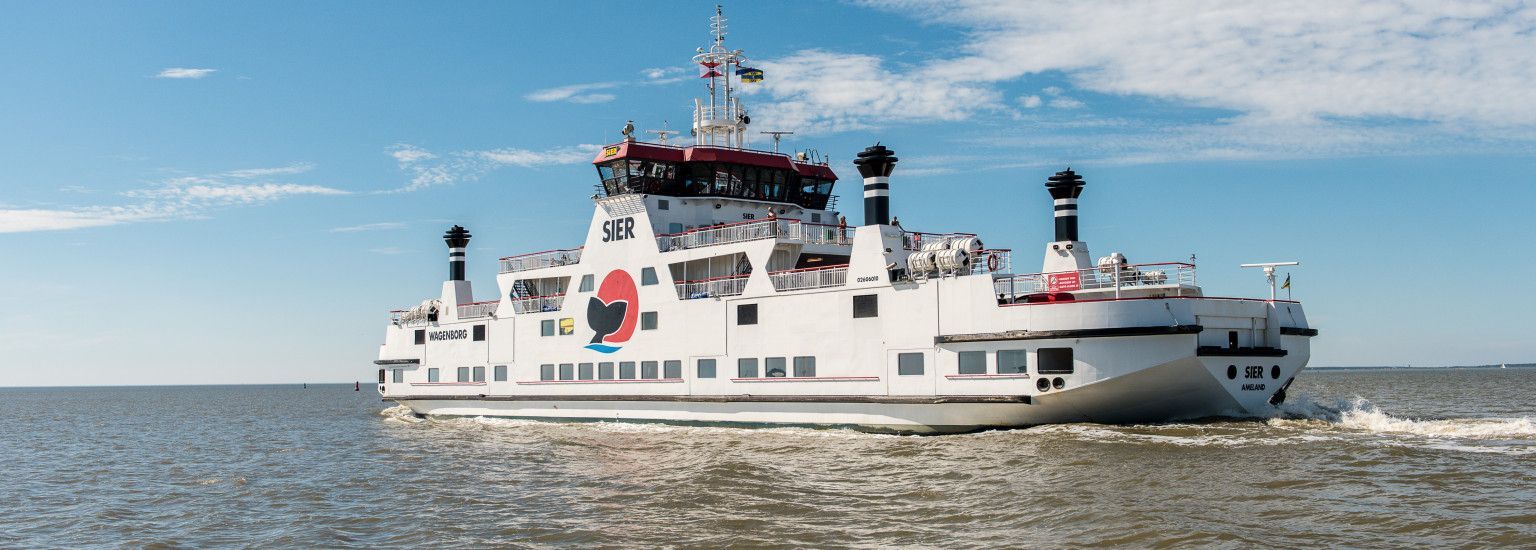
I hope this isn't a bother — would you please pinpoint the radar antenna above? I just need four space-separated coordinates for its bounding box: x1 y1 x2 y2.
648 121 680 145
761 131 795 153
1240 261 1300 301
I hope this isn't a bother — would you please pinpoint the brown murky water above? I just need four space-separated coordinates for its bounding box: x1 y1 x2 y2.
3 368 1533 547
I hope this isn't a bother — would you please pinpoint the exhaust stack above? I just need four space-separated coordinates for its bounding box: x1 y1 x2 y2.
443 225 471 281
854 144 898 226
1045 168 1085 242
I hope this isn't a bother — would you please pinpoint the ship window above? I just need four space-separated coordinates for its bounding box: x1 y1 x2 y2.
853 294 878 318
793 356 816 377
559 318 575 335
641 361 659 379
619 361 637 379
898 353 924 376
737 303 758 325
540 319 555 337
428 368 440 382
737 358 759 378
641 311 658 330
414 329 426 345
765 357 787 377
658 199 670 210
473 325 486 341
378 369 386 384
1038 348 1074 374
392 369 403 383
598 362 615 380
457 367 470 382
811 213 822 223
540 364 555 381
578 362 594 380
998 350 1028 374
579 274 594 292
641 267 659 285
494 365 508 382
664 360 682 379
669 222 684 234
559 363 575 381
473 366 485 382
698 358 717 378
958 351 987 375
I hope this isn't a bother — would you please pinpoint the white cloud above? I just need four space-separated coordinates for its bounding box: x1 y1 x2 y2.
388 144 437 165
0 164 347 233
1018 95 1043 108
747 49 1001 134
155 68 217 79
333 222 407 233
387 144 600 191
525 82 621 104
479 145 597 167
1049 97 1085 109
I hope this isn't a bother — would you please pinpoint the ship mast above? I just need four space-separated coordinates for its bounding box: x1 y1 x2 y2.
692 6 750 148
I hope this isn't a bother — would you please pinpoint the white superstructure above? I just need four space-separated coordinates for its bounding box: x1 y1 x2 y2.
372 10 1317 433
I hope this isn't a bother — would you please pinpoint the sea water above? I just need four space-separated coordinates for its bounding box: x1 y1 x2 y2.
1 368 1532 547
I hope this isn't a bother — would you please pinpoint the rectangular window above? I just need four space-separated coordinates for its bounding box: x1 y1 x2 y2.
669 222 684 234
737 357 759 378
811 212 822 223
697 358 717 378
559 318 575 335
853 294 878 318
598 362 616 380
472 366 485 382
658 199 670 210
494 365 508 382
641 311 658 330
737 303 758 325
414 329 426 345
898 353 925 376
540 319 555 337
958 351 987 375
457 367 470 382
619 361 637 379
664 360 682 379
1038 348 1075 374
641 361 659 379
428 368 440 382
641 267 659 285
578 362 594 380
765 357 787 377
472 325 486 341
540 364 555 381
378 369 386 384
998 350 1028 374
793 356 816 377
392 369 403 383
579 274 594 292
559 363 574 380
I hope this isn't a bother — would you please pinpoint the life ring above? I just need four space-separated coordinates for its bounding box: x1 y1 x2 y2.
986 253 1000 272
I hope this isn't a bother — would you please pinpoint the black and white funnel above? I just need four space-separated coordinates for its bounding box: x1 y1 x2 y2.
1045 169 1086 242
853 144 898 226
443 225 471 281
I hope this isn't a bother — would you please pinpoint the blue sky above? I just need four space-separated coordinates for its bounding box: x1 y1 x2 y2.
3 1 1534 386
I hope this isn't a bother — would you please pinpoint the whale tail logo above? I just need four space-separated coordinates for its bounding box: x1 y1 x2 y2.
584 270 638 353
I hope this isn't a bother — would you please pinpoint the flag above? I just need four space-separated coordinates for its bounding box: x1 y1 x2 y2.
1281 274 1291 290
736 67 764 83
699 61 723 79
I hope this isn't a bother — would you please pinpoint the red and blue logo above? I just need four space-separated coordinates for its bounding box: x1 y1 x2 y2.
585 270 638 353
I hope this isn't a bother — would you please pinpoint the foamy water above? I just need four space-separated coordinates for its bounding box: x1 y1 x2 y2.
2 368 1534 547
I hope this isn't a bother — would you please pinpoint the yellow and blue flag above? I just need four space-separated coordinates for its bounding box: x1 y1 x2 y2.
736 67 764 83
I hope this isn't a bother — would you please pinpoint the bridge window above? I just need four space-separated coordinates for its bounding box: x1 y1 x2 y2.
598 362 615 380
619 361 637 379
579 363 594 380
737 303 758 325
998 350 1028 374
738 358 759 378
428 368 440 383
494 365 508 382
898 353 924 376
765 357 787 377
958 351 987 375
793 356 816 377
698 358 717 378
664 360 682 379
1038 348 1074 374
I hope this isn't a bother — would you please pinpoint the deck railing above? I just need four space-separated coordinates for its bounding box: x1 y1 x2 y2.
499 248 582 273
675 273 750 300
969 249 1013 275
456 300 499 319
508 294 566 314
994 262 1197 300
656 218 856 252
769 264 849 291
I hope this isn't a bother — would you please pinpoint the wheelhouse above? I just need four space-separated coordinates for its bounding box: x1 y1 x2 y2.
593 142 838 210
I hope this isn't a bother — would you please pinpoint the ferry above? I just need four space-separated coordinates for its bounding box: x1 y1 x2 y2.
373 9 1318 433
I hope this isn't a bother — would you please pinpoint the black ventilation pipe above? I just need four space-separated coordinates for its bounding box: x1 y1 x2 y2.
444 225 471 281
1045 169 1086 242
853 144 898 226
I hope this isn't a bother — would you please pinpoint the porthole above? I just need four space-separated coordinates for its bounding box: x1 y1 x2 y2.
1036 378 1051 392
1052 377 1065 390
1271 365 1281 379
1226 365 1237 379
